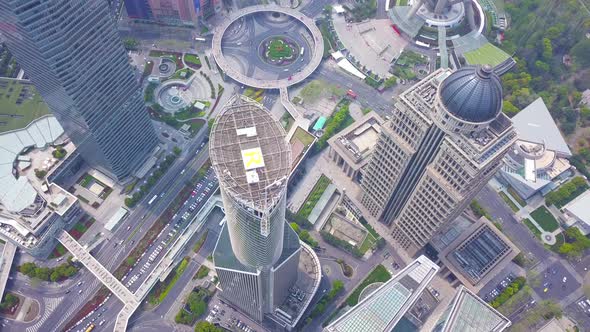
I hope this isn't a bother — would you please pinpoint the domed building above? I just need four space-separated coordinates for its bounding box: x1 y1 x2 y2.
361 66 518 255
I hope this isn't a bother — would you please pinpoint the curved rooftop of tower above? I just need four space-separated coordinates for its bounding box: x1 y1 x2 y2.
439 65 502 123
209 95 291 210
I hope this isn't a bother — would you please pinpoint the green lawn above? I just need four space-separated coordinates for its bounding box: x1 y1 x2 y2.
396 0 408 5
346 265 391 306
298 175 332 218
184 53 201 68
0 79 50 134
507 187 527 207
522 218 541 239
267 38 294 59
530 206 559 232
499 192 520 212
149 257 190 304
358 233 377 254
169 68 195 81
290 126 315 146
463 43 511 67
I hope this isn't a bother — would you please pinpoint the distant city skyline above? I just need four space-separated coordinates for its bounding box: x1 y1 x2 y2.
0 0 158 180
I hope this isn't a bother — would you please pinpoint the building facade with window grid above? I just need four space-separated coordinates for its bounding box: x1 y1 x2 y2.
0 0 158 181
361 66 517 255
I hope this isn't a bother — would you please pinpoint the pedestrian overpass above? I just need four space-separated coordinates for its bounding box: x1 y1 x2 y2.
57 192 222 331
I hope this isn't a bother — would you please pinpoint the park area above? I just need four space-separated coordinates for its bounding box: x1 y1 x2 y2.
0 79 50 133
530 206 560 232
463 43 511 67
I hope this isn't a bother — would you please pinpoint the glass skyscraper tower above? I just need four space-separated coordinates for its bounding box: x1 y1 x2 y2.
0 0 158 180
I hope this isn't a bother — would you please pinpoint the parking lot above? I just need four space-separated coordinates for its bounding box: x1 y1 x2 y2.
205 295 264 332
566 296 590 331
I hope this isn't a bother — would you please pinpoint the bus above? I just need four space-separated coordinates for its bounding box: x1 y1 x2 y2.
85 324 95 332
148 194 158 205
300 47 305 56
194 37 206 42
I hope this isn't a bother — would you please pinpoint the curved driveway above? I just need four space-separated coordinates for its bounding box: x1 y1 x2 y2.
212 5 324 89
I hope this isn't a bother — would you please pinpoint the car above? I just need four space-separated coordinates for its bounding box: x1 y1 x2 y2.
99 319 106 326
563 277 567 283
78 289 83 294
543 288 549 293
65 290 71 294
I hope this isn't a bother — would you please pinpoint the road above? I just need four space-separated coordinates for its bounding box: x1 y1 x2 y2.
127 211 223 332
6 125 212 332
78 167 218 332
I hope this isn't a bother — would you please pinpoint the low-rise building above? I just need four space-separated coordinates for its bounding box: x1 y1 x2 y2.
429 215 519 292
0 116 82 258
500 98 572 200
327 112 384 182
562 190 590 235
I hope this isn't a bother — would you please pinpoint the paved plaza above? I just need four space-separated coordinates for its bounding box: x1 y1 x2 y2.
332 15 408 78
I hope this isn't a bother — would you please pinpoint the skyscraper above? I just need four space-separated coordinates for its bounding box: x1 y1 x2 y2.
432 285 511 332
361 65 517 255
0 0 158 180
210 95 301 322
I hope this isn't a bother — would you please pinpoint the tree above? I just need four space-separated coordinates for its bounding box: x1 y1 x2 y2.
122 38 140 51
194 321 223 332
571 39 590 68
0 293 18 310
19 262 36 276
290 222 300 233
173 146 182 156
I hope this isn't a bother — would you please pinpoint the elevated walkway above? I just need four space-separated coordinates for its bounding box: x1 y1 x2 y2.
0 242 16 299
57 231 138 306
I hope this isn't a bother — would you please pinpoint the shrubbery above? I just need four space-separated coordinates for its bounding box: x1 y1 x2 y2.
490 277 526 308
19 261 79 282
545 177 588 207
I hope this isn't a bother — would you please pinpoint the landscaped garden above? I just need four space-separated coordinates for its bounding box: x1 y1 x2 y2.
345 264 391 306
149 256 190 305
69 217 95 240
175 287 210 325
194 265 210 279
499 191 520 212
530 206 559 232
313 99 354 152
298 175 332 219
522 218 541 239
545 176 588 208
192 230 209 253
184 53 202 69
19 260 79 282
304 280 344 325
267 38 295 59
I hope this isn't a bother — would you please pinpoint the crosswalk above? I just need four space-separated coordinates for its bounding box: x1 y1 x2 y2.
51 279 102 330
26 296 63 332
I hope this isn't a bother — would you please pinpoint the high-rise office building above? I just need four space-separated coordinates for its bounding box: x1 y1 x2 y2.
432 285 511 332
0 0 159 181
210 95 302 323
361 66 517 255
